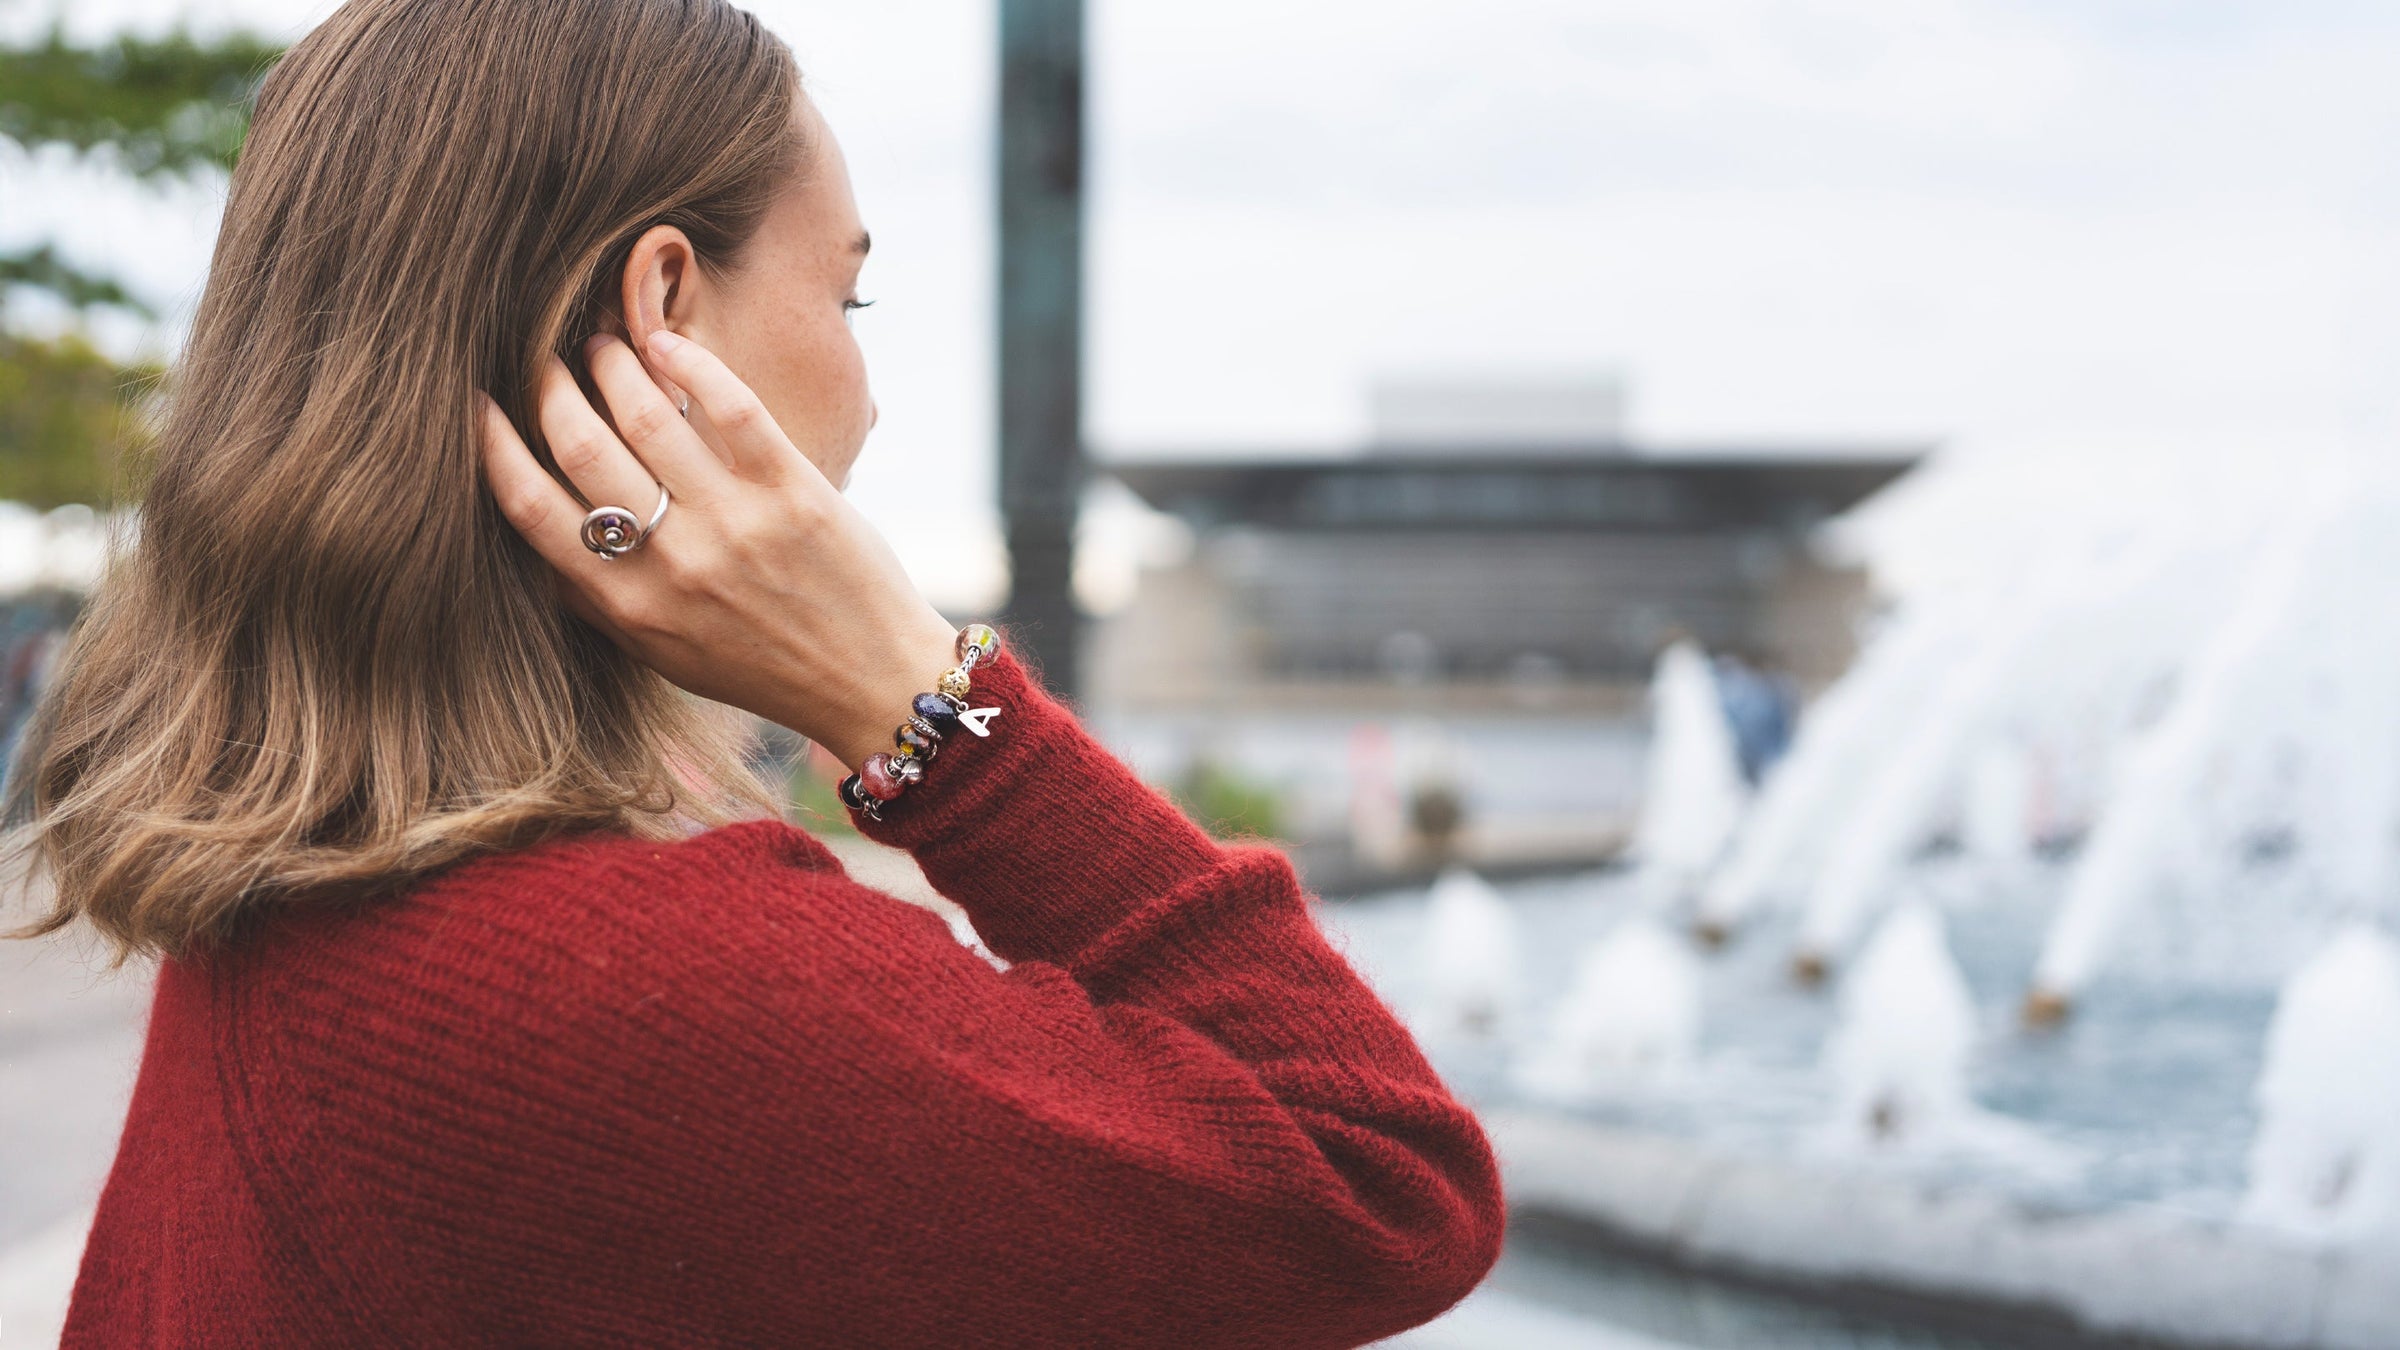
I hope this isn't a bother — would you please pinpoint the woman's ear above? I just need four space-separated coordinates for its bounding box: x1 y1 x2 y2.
619 224 700 406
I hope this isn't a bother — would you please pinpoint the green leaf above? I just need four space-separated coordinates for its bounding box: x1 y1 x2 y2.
0 330 160 508
1170 757 1288 842
0 244 152 316
0 25 284 179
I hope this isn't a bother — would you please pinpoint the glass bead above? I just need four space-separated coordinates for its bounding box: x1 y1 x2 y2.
896 723 938 758
912 692 962 727
859 753 907 801
937 666 973 701
838 775 870 811
956 623 1000 665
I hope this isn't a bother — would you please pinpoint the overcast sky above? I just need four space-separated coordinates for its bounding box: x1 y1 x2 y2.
7 0 2400 604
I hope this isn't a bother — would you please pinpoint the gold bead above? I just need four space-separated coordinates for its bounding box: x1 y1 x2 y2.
937 666 972 700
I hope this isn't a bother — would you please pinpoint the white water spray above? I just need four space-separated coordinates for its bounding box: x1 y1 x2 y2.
2241 925 2400 1242
1512 918 1702 1102
1413 867 1519 1042
1793 545 2187 974
1631 640 1749 910
1822 904 1976 1149
2029 517 2321 1004
1697 606 1970 938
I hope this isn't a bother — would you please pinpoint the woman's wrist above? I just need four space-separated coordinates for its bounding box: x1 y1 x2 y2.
807 608 964 771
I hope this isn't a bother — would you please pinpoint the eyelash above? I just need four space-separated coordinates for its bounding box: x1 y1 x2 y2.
844 299 876 313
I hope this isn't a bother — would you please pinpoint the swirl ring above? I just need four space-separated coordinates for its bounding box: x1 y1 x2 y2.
580 483 671 560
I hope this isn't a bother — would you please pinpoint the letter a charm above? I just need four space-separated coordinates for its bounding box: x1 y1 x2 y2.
957 706 1002 737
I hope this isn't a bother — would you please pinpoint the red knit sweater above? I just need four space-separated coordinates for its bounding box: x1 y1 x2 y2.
63 645 1506 1347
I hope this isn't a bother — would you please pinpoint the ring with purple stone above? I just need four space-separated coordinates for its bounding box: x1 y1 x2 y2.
579 482 671 560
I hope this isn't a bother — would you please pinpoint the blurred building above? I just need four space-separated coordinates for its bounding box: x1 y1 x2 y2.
1094 378 1919 705
1085 376 1923 886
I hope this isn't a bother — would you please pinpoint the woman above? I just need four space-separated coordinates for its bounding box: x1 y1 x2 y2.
15 0 1507 1344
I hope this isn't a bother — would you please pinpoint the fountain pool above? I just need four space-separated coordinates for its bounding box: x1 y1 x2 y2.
1322 857 2275 1221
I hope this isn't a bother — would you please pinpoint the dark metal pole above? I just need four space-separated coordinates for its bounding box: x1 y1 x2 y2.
996 0 1085 699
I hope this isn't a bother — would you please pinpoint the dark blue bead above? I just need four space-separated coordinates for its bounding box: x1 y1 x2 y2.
912 692 961 727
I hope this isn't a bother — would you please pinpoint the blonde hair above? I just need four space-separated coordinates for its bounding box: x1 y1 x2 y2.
9 0 807 963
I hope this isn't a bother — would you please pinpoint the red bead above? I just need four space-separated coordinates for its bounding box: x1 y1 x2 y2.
858 753 906 801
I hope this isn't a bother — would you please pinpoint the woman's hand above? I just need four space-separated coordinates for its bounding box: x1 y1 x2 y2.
478 331 961 771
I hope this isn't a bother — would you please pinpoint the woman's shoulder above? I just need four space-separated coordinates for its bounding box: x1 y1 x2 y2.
215 814 971 1092
384 815 874 970
455 814 841 887
233 816 912 1017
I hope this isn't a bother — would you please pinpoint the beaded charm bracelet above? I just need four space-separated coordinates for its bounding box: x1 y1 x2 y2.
838 623 1004 821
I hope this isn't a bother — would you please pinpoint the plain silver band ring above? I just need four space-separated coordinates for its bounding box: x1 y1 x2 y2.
580 482 670 560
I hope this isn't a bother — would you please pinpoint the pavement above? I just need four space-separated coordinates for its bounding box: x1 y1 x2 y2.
1 916 152 1350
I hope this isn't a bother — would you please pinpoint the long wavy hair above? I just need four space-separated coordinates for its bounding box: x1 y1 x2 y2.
8 0 805 963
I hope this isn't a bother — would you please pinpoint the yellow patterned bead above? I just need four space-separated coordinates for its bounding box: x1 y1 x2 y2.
956 623 1000 665
937 666 973 701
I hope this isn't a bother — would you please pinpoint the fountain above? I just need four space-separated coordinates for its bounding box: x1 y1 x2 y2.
1695 605 1971 944
1511 918 1700 1104
1317 458 2400 1346
1628 639 1747 911
2241 925 2400 1243
1820 904 1975 1149
1789 540 2204 982
1411 866 1519 1044
2025 520 2322 1019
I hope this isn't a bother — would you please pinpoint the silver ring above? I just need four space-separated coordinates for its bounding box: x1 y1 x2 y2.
580 482 670 560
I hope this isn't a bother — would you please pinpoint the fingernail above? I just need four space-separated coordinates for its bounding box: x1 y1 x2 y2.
648 330 685 357
583 333 611 357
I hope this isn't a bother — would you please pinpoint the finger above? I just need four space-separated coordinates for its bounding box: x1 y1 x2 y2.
535 352 666 518
641 330 827 489
478 392 610 580
584 334 738 493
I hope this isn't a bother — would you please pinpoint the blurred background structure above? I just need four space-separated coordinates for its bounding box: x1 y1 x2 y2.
1090 378 1921 887
13 2 2400 1347
994 0 1088 694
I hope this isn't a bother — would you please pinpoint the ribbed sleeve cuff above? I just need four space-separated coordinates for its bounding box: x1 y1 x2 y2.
847 635 1228 967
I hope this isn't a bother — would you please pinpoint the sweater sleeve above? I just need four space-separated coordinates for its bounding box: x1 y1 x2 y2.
846 642 1297 966
267 643 1505 1349
844 643 1511 1326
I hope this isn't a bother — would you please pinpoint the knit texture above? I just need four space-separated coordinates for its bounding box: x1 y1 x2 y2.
62 643 1506 1348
